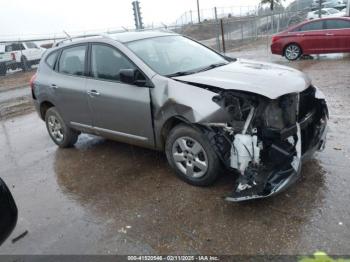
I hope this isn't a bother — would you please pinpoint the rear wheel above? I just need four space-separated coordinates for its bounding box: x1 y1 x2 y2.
165 124 221 186
0 63 6 76
45 107 79 148
284 44 302 61
21 56 30 71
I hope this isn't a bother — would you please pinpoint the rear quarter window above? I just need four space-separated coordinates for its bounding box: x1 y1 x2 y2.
45 51 58 69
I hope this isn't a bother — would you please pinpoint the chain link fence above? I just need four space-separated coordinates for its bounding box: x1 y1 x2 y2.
172 9 310 52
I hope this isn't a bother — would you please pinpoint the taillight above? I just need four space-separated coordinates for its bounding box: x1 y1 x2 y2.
271 35 281 44
11 52 16 61
30 73 37 91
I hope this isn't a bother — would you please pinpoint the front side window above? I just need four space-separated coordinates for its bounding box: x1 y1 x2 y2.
25 42 38 49
91 44 135 81
58 45 86 76
325 19 350 29
126 35 228 76
300 21 324 31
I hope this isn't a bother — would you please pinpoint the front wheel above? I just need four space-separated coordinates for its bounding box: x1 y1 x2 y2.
165 124 221 186
45 107 79 148
284 44 302 61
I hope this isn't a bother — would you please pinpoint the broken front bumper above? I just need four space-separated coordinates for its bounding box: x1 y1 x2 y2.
226 98 328 202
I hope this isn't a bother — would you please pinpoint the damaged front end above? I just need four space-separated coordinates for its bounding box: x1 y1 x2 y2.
206 86 328 202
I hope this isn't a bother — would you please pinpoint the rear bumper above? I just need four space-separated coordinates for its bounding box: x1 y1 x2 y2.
226 94 328 202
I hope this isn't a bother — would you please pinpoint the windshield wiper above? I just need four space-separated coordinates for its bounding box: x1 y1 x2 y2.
195 62 229 73
166 62 229 78
166 71 196 78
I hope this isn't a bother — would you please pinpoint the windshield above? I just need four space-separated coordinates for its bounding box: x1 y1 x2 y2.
126 35 229 76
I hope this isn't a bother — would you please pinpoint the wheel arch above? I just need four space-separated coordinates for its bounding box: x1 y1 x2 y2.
40 101 55 120
159 116 191 150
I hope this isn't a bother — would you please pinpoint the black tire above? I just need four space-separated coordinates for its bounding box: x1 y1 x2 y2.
165 124 221 186
45 107 78 148
284 44 302 61
0 63 6 76
21 56 31 71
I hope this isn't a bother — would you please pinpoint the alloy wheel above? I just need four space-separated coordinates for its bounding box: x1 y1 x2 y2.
285 45 301 60
47 115 64 143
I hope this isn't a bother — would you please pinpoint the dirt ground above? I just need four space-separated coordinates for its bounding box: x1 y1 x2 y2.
0 42 350 255
0 69 36 92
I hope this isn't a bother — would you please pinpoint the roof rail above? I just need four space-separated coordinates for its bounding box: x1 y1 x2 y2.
54 33 111 47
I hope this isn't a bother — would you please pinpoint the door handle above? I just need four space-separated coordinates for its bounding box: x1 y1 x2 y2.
326 33 334 36
87 90 100 97
296 34 304 36
51 84 58 89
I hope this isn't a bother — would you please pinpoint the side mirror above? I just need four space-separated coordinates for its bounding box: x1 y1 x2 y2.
119 69 149 87
0 178 18 246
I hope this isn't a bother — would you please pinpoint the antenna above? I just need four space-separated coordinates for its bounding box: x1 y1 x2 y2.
63 31 72 41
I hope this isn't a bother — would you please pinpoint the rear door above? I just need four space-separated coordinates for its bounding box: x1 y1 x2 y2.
324 19 350 52
50 44 93 127
297 20 328 54
85 43 154 147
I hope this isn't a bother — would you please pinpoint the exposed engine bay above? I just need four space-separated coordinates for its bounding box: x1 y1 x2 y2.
203 86 328 201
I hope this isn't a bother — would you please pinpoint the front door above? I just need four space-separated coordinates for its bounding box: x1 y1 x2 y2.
85 43 154 147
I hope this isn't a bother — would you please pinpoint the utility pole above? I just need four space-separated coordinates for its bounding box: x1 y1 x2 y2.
132 1 144 30
319 0 322 18
347 0 350 17
196 0 201 23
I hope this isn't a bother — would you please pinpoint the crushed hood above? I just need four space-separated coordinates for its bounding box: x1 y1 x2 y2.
174 59 311 99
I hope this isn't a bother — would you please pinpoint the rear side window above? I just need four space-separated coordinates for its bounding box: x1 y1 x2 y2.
300 21 324 31
58 45 86 76
91 44 135 81
46 51 58 69
325 19 350 29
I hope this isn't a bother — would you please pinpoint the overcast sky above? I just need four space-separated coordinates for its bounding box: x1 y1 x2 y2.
0 0 266 38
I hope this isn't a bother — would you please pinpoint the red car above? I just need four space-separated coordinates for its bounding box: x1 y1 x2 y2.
271 17 350 60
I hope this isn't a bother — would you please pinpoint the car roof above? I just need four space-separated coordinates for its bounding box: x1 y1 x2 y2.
109 31 178 43
54 30 179 48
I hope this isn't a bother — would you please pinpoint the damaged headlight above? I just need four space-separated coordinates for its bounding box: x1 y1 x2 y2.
264 94 298 129
212 91 258 129
264 100 284 129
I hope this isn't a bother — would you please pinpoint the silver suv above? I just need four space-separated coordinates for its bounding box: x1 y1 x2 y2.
32 31 328 201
